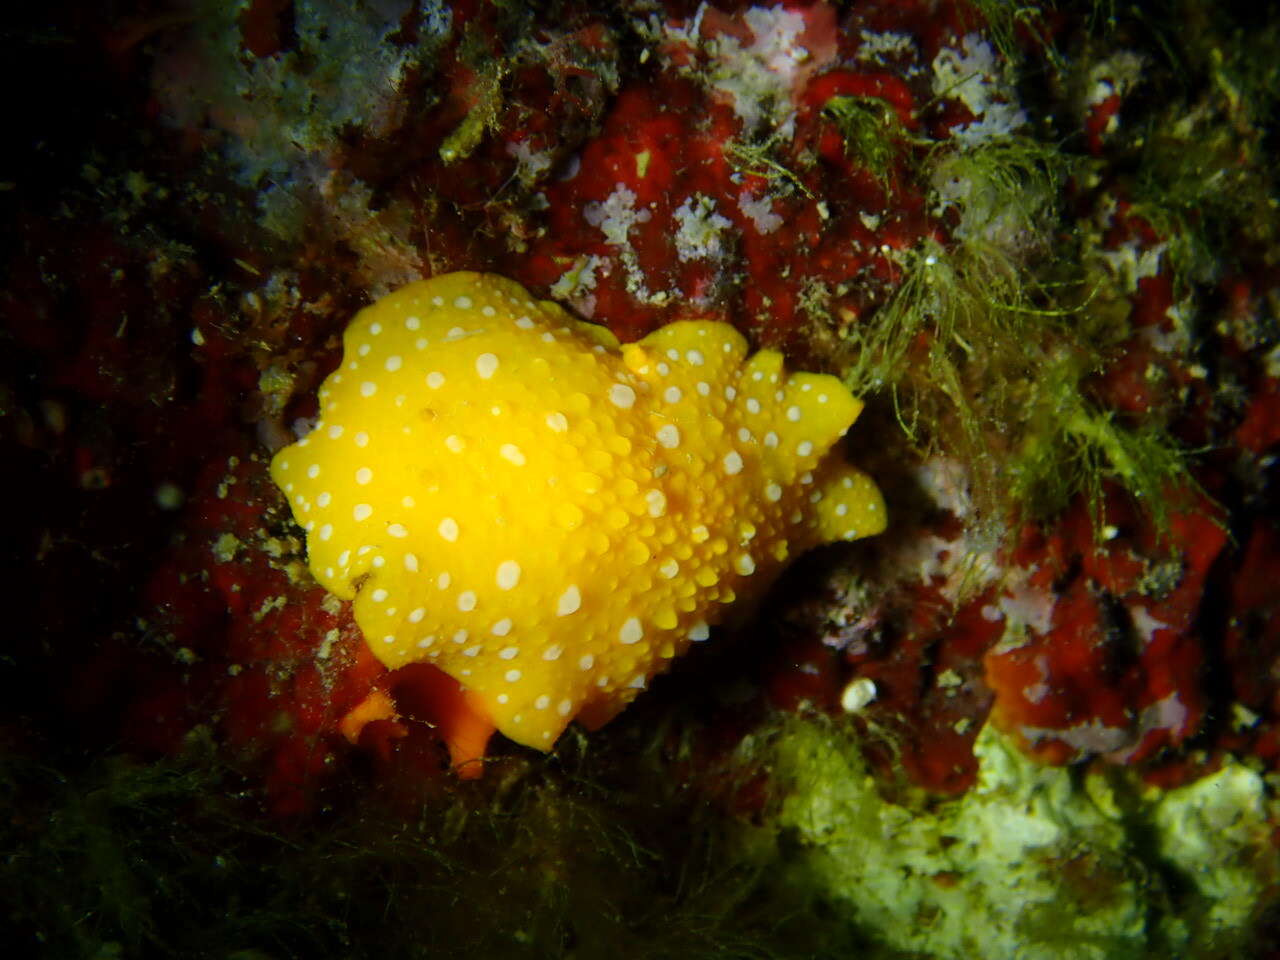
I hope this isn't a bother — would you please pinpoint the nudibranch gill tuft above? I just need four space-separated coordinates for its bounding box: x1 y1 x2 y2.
270 272 886 755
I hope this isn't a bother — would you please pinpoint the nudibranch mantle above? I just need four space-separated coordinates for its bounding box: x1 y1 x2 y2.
270 272 885 751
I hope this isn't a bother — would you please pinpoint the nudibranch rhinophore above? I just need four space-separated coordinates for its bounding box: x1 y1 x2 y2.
270 272 886 755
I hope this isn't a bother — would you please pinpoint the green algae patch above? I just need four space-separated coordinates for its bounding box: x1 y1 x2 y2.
1153 763 1280 940
821 95 913 196
830 119 1204 542
768 716 1279 959
2 724 853 960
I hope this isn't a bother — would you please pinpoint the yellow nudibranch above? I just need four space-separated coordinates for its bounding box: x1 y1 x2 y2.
270 272 885 752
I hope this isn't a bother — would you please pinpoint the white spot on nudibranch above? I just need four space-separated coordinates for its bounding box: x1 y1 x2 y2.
619 617 643 645
645 489 667 517
609 383 636 409
496 561 521 590
557 585 581 616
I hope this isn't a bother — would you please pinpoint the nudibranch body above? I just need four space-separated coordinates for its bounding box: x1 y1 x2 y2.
270 272 885 753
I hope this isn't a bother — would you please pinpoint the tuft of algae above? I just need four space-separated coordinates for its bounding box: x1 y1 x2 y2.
820 95 913 196
0 722 849 960
819 1 1280 542
6 709 1276 960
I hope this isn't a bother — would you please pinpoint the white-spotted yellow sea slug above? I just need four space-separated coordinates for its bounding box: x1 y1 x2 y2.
270 272 886 755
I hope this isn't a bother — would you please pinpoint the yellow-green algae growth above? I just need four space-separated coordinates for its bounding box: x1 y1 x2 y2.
769 717 1280 958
